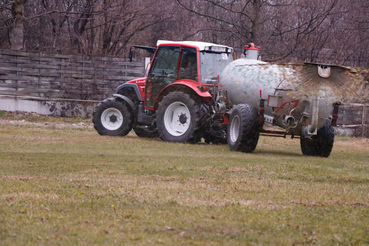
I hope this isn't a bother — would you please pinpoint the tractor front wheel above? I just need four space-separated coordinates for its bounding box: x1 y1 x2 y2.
93 98 133 136
227 104 260 153
156 91 203 143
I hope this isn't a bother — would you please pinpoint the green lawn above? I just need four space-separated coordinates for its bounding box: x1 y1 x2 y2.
0 116 368 245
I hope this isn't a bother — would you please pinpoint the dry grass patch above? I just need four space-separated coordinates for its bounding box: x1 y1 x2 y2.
0 118 369 245
1 192 59 202
57 168 369 210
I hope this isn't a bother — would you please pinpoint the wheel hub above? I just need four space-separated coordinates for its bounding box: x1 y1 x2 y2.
101 107 124 131
179 113 187 124
109 114 117 123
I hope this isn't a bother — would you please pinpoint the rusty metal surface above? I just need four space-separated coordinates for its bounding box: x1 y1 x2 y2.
293 64 369 104
220 58 369 134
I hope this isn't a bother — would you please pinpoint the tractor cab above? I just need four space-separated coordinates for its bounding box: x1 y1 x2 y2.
145 40 233 109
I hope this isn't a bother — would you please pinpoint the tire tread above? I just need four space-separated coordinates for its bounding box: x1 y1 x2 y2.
227 104 260 153
92 98 132 136
156 91 204 143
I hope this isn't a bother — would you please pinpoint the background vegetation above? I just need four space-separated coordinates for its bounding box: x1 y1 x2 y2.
0 0 368 67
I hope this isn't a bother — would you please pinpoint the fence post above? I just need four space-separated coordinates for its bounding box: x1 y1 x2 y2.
362 105 367 138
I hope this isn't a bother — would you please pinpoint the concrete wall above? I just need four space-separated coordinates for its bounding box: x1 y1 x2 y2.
0 96 97 117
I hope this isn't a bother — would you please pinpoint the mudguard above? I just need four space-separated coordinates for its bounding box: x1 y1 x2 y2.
113 94 136 113
163 80 212 99
115 83 143 101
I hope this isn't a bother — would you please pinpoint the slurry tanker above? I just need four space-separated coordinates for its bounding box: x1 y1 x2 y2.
93 40 366 157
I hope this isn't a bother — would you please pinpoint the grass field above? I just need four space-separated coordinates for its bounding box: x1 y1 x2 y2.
0 113 368 245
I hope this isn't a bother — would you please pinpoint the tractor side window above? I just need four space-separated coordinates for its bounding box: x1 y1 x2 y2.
150 46 180 78
179 47 197 81
145 46 180 108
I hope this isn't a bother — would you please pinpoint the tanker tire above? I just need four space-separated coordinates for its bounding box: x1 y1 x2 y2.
300 120 334 157
93 98 133 136
157 91 203 143
300 138 316 156
227 104 260 153
133 126 158 138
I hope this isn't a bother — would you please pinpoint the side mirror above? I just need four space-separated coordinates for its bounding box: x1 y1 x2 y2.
129 45 156 62
129 47 134 62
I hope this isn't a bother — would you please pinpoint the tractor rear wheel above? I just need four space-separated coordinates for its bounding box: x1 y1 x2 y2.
227 104 260 153
93 98 132 136
156 91 203 143
300 120 334 157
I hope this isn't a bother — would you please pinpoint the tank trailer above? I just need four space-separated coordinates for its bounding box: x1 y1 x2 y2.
93 40 341 157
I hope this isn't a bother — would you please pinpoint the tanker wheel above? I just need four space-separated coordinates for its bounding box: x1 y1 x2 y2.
300 120 334 157
227 104 260 153
93 98 133 136
133 126 158 138
156 91 203 143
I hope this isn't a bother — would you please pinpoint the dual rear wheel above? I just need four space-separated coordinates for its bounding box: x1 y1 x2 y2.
226 104 335 157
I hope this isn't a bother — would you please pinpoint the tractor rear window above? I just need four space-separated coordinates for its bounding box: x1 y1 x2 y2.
200 52 232 84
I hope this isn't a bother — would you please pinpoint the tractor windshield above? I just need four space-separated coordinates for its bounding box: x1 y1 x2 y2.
200 51 232 84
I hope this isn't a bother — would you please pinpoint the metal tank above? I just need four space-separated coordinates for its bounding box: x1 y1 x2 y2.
219 44 343 137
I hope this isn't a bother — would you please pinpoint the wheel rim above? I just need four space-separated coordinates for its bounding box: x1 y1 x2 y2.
164 102 191 136
230 115 240 143
101 107 123 131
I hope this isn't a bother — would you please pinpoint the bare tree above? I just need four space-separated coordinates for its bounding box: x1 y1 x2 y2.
174 0 355 64
174 0 271 50
0 0 367 67
0 0 12 47
19 0 169 56
95 0 165 56
6 0 27 50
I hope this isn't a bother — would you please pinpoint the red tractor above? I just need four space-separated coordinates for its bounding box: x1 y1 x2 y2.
93 40 233 143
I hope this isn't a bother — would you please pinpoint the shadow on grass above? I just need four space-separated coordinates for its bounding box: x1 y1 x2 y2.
253 149 303 157
195 142 305 158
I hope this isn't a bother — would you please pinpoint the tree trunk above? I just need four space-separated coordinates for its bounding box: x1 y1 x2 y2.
251 0 261 44
10 0 27 50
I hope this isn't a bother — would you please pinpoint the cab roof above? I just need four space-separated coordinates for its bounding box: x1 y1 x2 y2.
156 40 233 53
